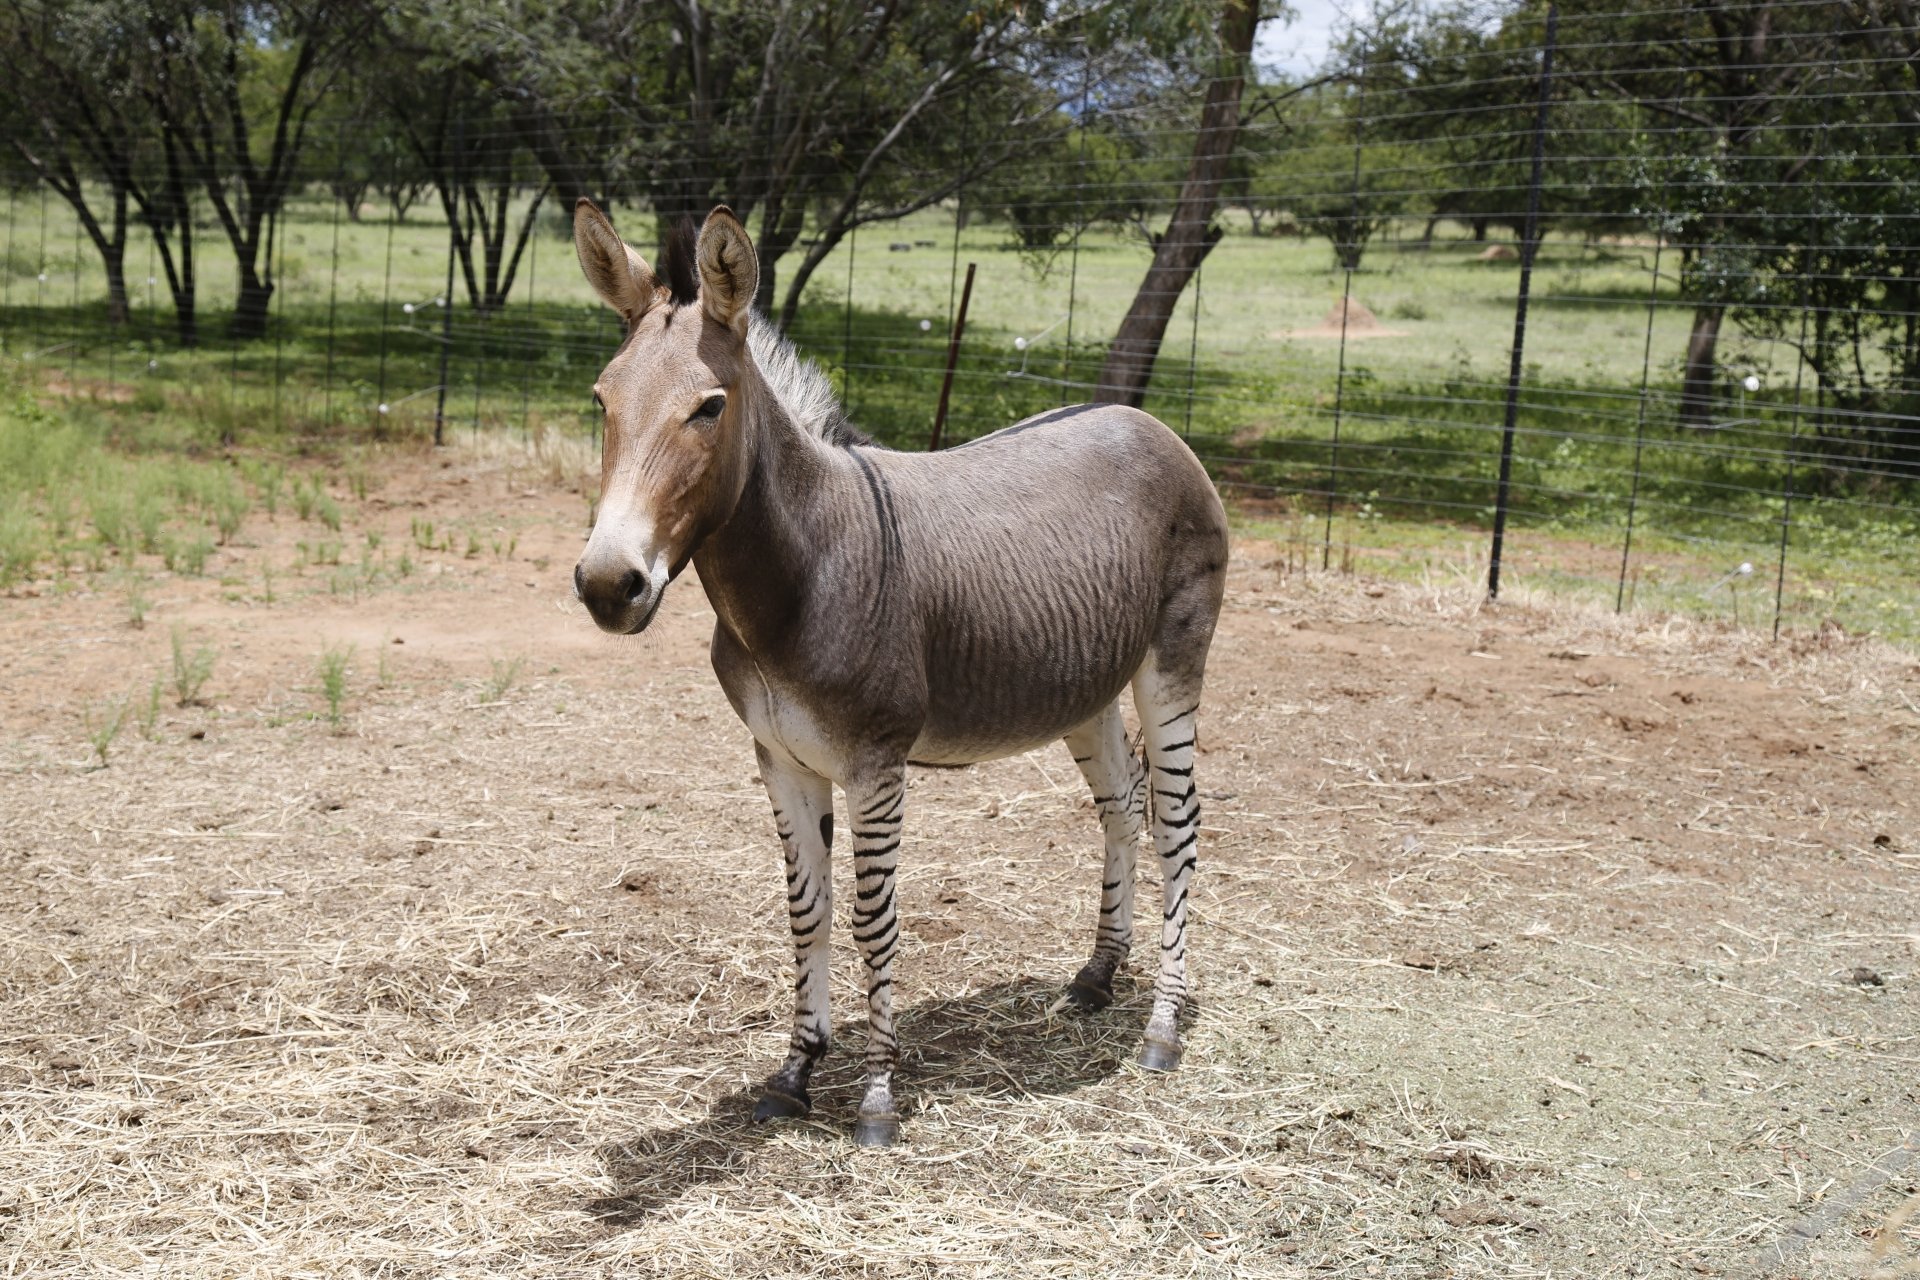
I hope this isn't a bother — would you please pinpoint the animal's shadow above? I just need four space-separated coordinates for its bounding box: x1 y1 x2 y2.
588 974 1147 1224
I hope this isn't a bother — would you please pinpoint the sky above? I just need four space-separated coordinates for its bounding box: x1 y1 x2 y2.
1254 0 1366 79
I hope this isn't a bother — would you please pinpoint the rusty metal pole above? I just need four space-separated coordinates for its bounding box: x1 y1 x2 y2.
928 261 976 451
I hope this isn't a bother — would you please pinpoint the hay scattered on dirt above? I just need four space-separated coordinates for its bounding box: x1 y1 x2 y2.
1 441 1915 1277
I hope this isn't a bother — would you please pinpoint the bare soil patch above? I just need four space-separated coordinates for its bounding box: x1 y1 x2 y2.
2 441 1916 1277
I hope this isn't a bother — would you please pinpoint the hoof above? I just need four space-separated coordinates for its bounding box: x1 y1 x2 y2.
752 1085 811 1123
1063 978 1114 1011
852 1111 900 1148
1138 1035 1183 1072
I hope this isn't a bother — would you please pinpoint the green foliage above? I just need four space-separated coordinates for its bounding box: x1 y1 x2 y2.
314 490 342 532
83 696 127 768
162 530 213 575
315 645 351 729
135 677 163 739
169 625 215 706
123 573 150 629
482 655 524 703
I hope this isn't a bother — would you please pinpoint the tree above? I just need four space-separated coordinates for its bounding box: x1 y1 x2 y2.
1093 0 1262 407
144 0 378 340
1253 83 1416 269
0 3 148 328
432 0 1185 328
1543 0 1834 426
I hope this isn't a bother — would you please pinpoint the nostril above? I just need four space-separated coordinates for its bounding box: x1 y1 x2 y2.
572 563 586 600
617 568 648 604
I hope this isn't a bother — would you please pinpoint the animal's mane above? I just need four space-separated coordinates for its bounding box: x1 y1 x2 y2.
657 217 700 307
747 317 871 448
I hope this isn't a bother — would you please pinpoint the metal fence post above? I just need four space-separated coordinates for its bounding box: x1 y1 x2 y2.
1617 104 1668 612
375 151 399 430
1061 43 1092 405
1487 1 1558 601
323 157 344 432
434 113 463 447
929 262 976 452
1323 37 1370 570
1182 261 1203 438
1772 65 1837 641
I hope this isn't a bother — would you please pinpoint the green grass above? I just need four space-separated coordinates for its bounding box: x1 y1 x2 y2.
0 192 1912 643
315 645 351 730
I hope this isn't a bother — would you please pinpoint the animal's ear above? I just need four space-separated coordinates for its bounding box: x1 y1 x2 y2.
573 198 655 323
696 205 757 335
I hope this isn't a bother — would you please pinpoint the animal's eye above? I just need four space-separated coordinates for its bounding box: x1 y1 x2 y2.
691 394 726 422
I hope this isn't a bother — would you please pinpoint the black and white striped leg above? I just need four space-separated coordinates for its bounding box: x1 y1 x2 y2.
753 744 834 1124
1133 666 1201 1071
846 764 906 1146
1062 701 1144 1011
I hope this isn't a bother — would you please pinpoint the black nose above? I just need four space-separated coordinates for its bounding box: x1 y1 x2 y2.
575 558 653 625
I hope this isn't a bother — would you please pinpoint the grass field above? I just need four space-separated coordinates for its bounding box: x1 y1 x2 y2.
1 189 1913 643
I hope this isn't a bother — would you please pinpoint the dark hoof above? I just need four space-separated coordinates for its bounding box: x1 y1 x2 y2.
1138 1036 1183 1072
852 1111 901 1148
1063 978 1114 1011
752 1085 811 1123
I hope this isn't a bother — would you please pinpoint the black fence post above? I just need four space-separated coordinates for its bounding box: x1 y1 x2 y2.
1323 37 1370 571
1061 43 1092 405
434 114 463 448
33 183 47 356
323 158 344 432
1772 66 1837 641
1181 261 1203 438
67 194 81 386
519 197 536 442
375 151 399 430
2 175 14 356
270 195 286 430
1617 108 1668 613
929 262 976 452
840 213 858 413
1487 2 1558 601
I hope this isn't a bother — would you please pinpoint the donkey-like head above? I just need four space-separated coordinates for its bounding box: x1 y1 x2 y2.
571 199 759 634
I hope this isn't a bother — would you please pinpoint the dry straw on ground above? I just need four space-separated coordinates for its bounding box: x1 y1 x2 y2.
2 439 1916 1278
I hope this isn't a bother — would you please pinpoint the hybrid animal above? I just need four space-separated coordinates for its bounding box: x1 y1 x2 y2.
571 201 1228 1147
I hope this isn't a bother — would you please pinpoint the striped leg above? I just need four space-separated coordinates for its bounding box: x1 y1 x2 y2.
752 744 835 1123
1062 701 1144 1010
846 764 906 1147
1132 664 1202 1071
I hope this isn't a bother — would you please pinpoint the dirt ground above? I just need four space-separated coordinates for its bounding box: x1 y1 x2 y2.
2 442 1916 1279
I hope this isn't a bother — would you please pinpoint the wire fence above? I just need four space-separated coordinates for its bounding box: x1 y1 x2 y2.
1 2 1915 642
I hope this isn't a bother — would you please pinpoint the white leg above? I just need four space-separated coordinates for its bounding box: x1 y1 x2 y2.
1131 662 1201 1070
1062 700 1144 1008
845 763 906 1146
752 743 834 1122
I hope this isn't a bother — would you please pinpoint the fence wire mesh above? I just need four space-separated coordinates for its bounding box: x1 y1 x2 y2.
1 0 1914 641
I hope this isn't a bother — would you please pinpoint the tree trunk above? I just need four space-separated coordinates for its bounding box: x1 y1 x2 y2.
753 197 805 316
102 247 129 327
1092 0 1259 407
231 278 273 340
1678 304 1723 427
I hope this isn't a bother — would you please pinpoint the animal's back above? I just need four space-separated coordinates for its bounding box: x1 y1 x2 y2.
868 404 1227 761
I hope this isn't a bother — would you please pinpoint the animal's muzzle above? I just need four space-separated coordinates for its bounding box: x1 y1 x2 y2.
574 556 659 634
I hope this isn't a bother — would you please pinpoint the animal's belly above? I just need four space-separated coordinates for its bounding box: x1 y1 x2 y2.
912 629 1148 764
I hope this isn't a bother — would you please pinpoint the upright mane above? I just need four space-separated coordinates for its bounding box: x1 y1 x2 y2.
747 318 870 448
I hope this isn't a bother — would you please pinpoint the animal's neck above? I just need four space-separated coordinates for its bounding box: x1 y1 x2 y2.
692 369 838 655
